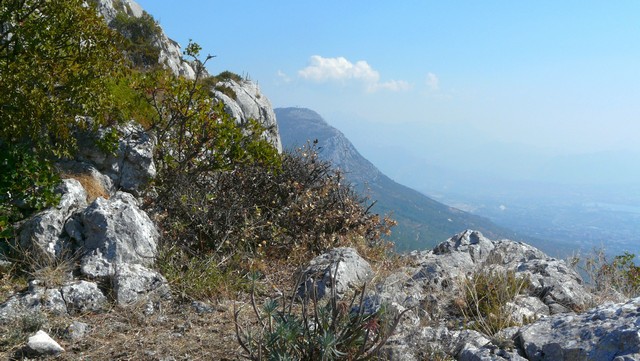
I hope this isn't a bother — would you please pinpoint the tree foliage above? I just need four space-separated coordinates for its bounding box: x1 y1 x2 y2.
0 0 124 158
109 10 162 68
0 0 124 239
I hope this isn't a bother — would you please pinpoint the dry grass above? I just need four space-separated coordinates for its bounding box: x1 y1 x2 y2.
62 171 110 202
569 249 640 305
0 299 247 360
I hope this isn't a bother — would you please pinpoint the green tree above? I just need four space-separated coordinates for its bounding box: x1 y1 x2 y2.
0 0 124 238
1 0 124 158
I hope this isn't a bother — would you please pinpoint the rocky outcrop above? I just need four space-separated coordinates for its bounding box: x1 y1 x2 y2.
74 121 156 197
297 247 373 300
214 80 283 153
19 179 87 260
3 124 166 320
95 0 195 79
375 230 591 319
78 192 158 278
517 297 640 361
0 279 106 322
375 230 596 360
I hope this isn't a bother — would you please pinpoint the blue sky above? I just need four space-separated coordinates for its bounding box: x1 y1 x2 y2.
135 1 640 181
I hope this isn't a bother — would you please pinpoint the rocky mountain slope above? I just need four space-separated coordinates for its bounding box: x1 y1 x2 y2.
2 1 640 360
276 107 516 251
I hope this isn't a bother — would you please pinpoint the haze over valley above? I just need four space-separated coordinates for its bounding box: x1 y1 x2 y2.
137 1 640 257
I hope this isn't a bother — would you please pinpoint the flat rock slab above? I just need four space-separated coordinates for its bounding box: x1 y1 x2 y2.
518 296 640 361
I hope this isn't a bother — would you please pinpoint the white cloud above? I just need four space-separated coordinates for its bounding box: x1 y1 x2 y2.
298 55 409 92
426 72 439 91
371 80 411 92
277 70 291 83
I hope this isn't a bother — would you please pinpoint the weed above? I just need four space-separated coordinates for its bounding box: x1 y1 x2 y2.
458 268 530 337
570 249 640 302
235 266 408 360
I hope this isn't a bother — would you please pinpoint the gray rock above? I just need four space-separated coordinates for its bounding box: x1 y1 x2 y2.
25 330 64 356
375 230 596 360
80 192 158 278
61 281 107 314
65 321 90 341
95 0 195 78
214 80 283 153
191 301 215 314
19 179 87 259
0 284 67 322
517 296 640 361
0 258 12 273
297 247 373 300
506 296 550 324
112 264 170 305
76 121 156 196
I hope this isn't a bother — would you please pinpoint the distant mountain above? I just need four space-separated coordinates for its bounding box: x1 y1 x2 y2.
275 107 517 252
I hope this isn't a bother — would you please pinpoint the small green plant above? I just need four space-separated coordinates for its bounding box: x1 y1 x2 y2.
458 268 530 337
156 246 250 300
216 70 243 83
235 268 407 360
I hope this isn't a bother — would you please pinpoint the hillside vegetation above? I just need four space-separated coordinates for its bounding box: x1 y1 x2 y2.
3 2 640 360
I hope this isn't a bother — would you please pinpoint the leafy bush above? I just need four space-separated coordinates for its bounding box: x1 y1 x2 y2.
109 11 162 68
155 144 392 265
0 0 124 159
235 271 406 360
458 269 530 337
0 144 60 250
571 250 640 301
146 43 393 300
1 0 124 243
215 70 244 83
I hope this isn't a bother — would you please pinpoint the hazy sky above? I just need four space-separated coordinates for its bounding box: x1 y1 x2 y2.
135 1 640 163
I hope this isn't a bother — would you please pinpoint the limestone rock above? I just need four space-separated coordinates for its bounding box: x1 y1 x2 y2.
24 330 64 356
61 281 107 314
76 121 156 196
297 247 373 300
19 179 87 259
80 192 158 278
377 230 594 360
65 321 90 341
95 0 195 78
213 80 283 153
517 296 640 361
112 264 170 305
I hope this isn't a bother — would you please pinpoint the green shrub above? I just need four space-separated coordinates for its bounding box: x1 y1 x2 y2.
1 0 124 241
215 70 243 82
0 144 60 248
154 143 393 268
458 269 530 337
0 0 124 160
571 250 640 300
156 246 250 300
235 271 407 360
109 11 162 68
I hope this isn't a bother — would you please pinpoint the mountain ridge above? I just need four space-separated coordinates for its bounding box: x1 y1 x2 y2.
275 107 517 251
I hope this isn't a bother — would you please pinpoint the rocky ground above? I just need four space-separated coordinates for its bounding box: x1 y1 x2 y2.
2 2 640 359
1 109 638 361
